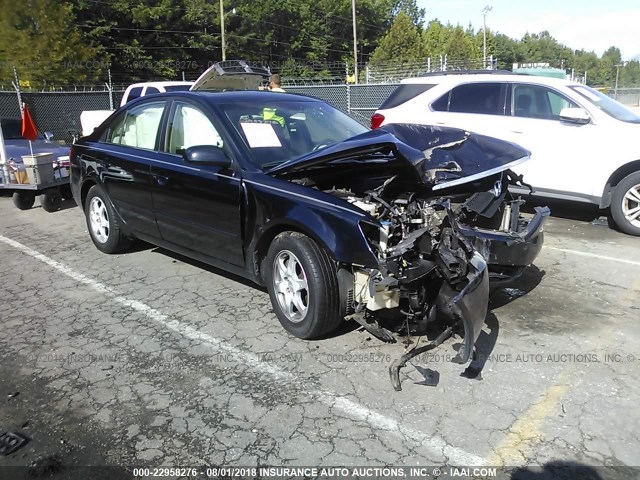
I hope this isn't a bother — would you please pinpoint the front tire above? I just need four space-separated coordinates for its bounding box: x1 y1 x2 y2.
85 184 130 253
265 232 342 339
610 172 640 236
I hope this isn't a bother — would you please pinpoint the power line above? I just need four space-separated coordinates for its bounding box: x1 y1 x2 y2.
77 24 351 55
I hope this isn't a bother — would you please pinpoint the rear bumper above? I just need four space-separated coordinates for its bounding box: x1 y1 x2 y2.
456 206 550 273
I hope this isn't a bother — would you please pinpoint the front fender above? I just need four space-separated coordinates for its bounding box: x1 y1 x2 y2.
243 173 379 270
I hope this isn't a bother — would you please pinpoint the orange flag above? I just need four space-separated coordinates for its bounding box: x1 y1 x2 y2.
21 104 38 141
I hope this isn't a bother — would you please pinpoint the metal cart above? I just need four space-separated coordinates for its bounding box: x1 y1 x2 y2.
0 159 72 213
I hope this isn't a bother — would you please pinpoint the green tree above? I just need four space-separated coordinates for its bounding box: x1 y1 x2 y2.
392 0 425 28
488 33 520 69
517 31 572 67
422 20 449 59
0 0 101 87
444 25 478 61
369 11 423 65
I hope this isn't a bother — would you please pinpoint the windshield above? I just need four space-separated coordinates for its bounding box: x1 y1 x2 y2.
219 100 368 168
569 85 640 123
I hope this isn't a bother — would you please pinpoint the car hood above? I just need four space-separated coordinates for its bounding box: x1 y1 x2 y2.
267 124 530 190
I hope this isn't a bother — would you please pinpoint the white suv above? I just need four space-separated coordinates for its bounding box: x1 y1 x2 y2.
372 72 640 235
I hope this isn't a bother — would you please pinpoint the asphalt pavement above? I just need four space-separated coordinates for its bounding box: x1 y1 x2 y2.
0 195 638 479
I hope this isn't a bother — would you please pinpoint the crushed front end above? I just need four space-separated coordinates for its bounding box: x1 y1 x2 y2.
272 124 549 390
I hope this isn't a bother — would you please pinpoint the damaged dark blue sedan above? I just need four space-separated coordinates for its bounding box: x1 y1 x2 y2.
70 91 548 388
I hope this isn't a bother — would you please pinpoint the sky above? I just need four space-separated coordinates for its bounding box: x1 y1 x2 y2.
416 0 640 60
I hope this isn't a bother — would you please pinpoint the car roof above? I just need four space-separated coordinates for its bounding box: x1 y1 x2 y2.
401 73 581 88
141 90 319 103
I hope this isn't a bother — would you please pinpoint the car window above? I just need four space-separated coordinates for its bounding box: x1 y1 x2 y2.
146 87 160 94
432 83 504 115
380 84 437 109
165 102 224 154
106 101 165 149
512 84 578 120
125 86 143 104
1 118 25 139
164 85 192 92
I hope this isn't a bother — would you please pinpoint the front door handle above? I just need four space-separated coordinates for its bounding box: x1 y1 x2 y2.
152 173 169 186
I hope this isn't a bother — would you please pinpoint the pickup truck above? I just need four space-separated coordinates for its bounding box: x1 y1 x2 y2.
79 61 271 137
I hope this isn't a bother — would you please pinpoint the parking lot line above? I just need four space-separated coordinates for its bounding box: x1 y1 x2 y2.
488 380 570 465
0 234 485 466
544 246 640 267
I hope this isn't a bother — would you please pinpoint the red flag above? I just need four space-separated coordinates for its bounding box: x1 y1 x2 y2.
21 104 38 141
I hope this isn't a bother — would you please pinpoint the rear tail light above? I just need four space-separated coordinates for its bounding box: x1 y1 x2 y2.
370 113 384 129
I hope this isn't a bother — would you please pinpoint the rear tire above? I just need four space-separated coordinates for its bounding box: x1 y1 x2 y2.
41 188 62 212
13 191 35 210
265 232 342 339
85 184 131 253
610 172 640 236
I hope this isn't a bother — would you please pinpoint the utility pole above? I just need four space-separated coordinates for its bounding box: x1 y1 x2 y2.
220 2 237 62
614 62 626 100
352 0 358 84
482 5 492 69
220 0 226 61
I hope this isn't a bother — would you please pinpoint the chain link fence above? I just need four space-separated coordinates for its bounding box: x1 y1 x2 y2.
275 84 400 125
2 83 640 145
0 85 400 142
0 90 124 143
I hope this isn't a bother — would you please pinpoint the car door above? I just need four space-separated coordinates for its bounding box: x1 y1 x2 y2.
427 81 599 197
501 83 599 196
150 99 244 266
426 81 510 134
97 100 166 239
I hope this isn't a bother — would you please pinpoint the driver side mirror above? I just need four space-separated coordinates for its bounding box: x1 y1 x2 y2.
44 131 54 141
182 145 231 168
559 107 590 125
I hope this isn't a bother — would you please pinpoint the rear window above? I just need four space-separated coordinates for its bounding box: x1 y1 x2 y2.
125 86 143 104
379 84 437 109
1 118 24 139
164 85 192 92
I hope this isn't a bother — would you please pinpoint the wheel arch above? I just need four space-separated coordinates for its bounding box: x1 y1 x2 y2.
252 221 336 284
80 177 98 209
600 159 640 208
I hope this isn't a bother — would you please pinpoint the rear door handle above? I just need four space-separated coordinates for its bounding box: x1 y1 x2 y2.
152 173 169 186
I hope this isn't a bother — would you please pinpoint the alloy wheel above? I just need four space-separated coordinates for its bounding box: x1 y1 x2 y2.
622 183 640 228
272 250 309 323
89 197 110 244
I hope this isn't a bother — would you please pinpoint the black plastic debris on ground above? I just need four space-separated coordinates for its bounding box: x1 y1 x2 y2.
0 430 29 456
412 365 440 387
